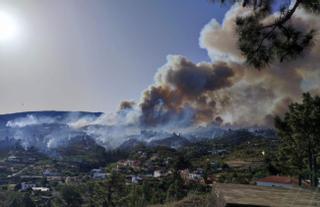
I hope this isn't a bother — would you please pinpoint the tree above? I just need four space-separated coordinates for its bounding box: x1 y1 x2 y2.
275 115 305 185
274 93 320 187
6 193 35 207
166 173 185 202
60 185 83 207
212 0 319 69
173 155 190 170
127 185 146 207
22 193 36 207
104 171 127 207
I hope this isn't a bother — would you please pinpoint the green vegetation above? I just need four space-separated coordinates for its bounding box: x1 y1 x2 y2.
275 93 320 187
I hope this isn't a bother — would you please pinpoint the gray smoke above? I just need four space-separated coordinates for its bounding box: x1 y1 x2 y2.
3 2 320 151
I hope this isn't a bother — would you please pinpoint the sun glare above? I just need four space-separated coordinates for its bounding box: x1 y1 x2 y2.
0 11 19 42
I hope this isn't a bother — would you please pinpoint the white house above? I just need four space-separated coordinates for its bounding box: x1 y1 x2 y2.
154 170 162 178
32 187 50 192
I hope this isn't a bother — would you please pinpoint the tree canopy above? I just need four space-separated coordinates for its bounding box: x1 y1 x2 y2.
213 0 319 68
275 93 320 187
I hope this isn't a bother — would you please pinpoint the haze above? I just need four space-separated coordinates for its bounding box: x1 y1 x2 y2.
0 0 229 114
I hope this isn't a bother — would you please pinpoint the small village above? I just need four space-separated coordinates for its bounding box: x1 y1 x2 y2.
1 133 320 206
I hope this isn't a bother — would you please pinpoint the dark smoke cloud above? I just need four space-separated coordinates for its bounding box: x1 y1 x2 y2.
119 101 135 110
139 55 236 127
158 56 234 96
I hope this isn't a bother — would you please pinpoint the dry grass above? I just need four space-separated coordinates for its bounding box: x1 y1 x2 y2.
215 183 320 207
225 160 264 169
148 193 217 207
149 183 320 207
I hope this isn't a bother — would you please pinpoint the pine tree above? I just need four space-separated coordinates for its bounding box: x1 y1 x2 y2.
275 93 320 187
212 0 319 69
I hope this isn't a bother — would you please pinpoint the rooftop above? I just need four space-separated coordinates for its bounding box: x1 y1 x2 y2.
256 176 299 185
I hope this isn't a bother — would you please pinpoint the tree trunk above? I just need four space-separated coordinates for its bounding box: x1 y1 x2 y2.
312 153 318 187
298 174 302 186
308 144 314 186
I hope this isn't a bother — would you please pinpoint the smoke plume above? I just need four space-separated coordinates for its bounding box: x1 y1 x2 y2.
3 2 320 151
139 56 237 127
136 3 320 128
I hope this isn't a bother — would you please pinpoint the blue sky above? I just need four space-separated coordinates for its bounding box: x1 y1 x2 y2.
0 0 231 113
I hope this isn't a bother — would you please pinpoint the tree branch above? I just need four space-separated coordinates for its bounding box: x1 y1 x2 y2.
252 0 302 56
262 0 302 29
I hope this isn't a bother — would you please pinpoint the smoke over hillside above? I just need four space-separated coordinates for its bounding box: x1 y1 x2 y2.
128 3 320 128
1 3 320 152
73 3 320 148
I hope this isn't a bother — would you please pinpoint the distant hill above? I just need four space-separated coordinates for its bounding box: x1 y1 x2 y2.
214 129 277 146
0 110 277 155
55 135 109 170
118 133 192 151
118 138 145 151
0 111 102 153
0 110 102 125
148 133 191 149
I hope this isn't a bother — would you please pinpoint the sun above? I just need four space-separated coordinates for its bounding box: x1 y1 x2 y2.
0 11 19 42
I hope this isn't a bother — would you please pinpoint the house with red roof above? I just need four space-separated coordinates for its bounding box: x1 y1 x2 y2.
256 176 304 189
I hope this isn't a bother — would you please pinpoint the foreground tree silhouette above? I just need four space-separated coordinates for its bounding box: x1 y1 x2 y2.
6 193 35 207
275 93 320 187
212 0 319 68
61 185 83 207
104 171 127 207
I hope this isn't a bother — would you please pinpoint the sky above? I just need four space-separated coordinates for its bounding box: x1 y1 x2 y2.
0 0 231 114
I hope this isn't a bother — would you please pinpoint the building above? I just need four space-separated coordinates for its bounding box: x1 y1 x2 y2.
65 176 79 184
7 155 19 162
131 175 142 184
43 169 59 177
20 182 36 191
117 160 141 169
153 170 163 178
90 169 107 180
180 169 203 182
256 176 301 189
32 187 50 192
189 173 202 180
47 176 64 182
92 172 107 179
180 169 190 180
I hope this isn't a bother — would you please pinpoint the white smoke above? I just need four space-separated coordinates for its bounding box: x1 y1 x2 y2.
6 115 56 128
